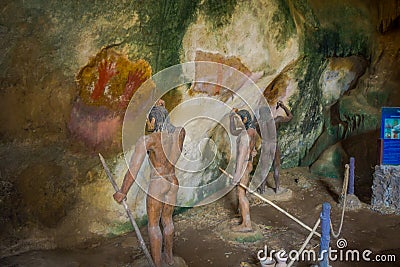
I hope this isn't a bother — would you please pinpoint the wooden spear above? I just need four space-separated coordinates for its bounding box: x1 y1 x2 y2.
99 153 155 267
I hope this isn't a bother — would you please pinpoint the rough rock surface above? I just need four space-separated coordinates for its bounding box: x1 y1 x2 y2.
371 165 400 214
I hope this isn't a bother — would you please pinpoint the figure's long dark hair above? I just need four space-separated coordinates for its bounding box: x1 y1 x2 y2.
237 109 255 129
148 106 176 133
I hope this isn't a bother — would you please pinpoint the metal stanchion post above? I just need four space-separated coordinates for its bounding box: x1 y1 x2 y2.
319 202 331 267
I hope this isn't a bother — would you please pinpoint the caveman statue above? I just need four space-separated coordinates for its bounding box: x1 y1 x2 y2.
258 100 292 194
113 102 185 267
229 108 257 232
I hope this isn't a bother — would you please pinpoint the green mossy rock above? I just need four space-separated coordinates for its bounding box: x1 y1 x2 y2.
310 142 348 179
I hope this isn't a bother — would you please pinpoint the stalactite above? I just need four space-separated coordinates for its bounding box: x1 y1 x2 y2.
378 0 400 33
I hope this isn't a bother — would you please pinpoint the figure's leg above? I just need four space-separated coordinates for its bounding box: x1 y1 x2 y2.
259 176 267 194
232 172 252 232
257 140 276 194
147 180 169 267
274 146 281 193
147 195 163 267
161 180 179 265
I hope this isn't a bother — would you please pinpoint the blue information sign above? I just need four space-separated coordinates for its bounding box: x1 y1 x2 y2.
381 107 400 165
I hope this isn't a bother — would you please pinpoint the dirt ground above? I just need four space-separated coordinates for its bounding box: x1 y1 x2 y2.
1 167 400 267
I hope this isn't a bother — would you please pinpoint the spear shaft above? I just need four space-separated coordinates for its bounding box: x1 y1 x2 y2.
99 153 155 267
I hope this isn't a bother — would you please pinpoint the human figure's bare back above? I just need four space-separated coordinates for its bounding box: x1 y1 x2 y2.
235 128 257 176
146 127 185 180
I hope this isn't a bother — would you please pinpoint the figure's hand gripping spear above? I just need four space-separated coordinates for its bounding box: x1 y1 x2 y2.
99 153 156 267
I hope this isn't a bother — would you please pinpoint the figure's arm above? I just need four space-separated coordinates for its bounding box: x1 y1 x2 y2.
155 99 165 107
178 127 186 153
113 135 149 203
233 134 250 184
229 109 244 136
254 119 261 137
275 101 293 123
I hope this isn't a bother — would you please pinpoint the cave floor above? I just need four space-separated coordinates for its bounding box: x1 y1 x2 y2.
1 167 400 267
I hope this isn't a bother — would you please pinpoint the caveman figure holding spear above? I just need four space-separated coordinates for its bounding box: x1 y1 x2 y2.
113 102 185 267
229 108 257 232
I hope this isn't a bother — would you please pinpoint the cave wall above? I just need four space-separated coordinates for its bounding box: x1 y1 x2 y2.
0 1 201 142
1 0 400 254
